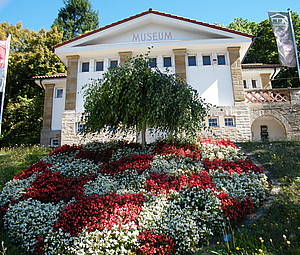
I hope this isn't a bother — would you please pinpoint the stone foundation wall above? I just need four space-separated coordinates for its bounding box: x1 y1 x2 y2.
200 102 252 142
248 102 300 141
60 110 136 145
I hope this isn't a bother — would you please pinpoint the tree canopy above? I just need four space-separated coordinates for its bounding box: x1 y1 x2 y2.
0 22 65 145
83 55 209 146
227 11 300 87
52 0 99 41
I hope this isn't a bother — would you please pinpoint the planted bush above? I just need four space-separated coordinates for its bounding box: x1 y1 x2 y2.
0 138 269 254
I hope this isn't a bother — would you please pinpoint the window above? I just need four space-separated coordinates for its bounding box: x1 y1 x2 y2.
50 138 59 147
224 117 235 127
95 61 104 71
217 55 226 65
76 123 85 133
149 58 157 68
243 80 247 89
203 55 211 65
188 56 197 66
208 117 219 127
82 62 89 72
163 57 172 67
110 60 118 68
55 88 63 98
251 80 257 88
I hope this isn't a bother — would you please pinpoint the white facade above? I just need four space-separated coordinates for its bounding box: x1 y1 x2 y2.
36 9 300 146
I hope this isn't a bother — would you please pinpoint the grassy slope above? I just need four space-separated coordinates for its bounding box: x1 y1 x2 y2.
207 141 300 255
0 142 299 254
0 145 51 255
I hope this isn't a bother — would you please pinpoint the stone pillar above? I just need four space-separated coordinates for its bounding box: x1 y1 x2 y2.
119 51 132 66
173 48 187 80
40 84 54 146
260 73 272 89
65 55 79 110
227 47 245 102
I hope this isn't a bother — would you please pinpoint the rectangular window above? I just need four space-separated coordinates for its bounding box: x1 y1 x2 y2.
95 61 104 71
203 55 211 65
217 55 226 65
208 117 219 127
110 60 118 68
76 123 85 133
243 80 247 89
55 88 63 98
188 56 197 66
50 138 59 147
163 57 172 67
82 62 89 72
252 80 257 88
224 117 235 127
149 58 157 68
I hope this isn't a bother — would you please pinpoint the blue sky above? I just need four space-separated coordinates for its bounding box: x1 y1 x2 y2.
0 0 299 32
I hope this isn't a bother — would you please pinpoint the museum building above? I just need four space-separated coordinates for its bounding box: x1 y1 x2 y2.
34 9 300 147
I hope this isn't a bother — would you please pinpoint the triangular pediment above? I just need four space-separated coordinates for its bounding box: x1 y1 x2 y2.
76 21 231 47
55 10 253 50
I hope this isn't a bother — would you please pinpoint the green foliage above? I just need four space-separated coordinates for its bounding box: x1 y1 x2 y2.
0 145 51 254
227 11 300 88
53 0 99 41
0 22 65 145
83 54 209 145
1 96 43 146
207 141 300 255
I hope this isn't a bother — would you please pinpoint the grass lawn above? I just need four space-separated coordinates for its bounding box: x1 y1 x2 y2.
0 141 299 254
206 141 300 255
0 145 51 255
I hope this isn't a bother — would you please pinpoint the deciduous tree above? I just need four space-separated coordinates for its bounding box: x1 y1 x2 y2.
0 22 65 145
83 55 209 146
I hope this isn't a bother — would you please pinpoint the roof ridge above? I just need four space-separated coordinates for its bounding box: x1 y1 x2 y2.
54 9 254 49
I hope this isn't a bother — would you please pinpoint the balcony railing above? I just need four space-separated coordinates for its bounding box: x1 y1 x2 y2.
244 89 292 103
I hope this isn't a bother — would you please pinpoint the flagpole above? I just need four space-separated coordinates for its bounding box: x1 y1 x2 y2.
288 9 300 83
0 34 11 135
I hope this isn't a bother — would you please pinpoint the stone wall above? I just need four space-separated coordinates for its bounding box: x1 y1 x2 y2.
248 102 300 141
201 102 252 142
60 110 136 145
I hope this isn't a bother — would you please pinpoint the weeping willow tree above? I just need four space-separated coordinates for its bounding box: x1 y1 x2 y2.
82 54 209 146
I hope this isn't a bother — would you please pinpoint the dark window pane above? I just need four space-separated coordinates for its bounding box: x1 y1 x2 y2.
203 56 211 65
163 57 172 67
96 61 104 71
149 58 157 67
188 56 196 66
217 55 226 65
110 60 118 68
82 62 89 72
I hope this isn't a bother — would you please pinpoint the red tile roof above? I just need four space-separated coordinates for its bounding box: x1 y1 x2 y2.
33 73 67 79
54 9 254 49
242 63 282 69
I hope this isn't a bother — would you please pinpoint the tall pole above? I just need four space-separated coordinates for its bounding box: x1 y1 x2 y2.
0 34 11 135
288 9 300 84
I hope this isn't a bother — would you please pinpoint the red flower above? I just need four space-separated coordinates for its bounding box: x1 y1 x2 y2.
198 137 238 148
54 192 145 236
137 230 176 255
218 192 255 222
74 148 113 164
49 144 82 156
24 170 95 203
13 161 53 180
100 154 154 176
146 171 215 196
202 158 263 174
153 142 201 160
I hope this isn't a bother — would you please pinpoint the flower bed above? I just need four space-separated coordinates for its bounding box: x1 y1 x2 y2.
0 138 269 254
